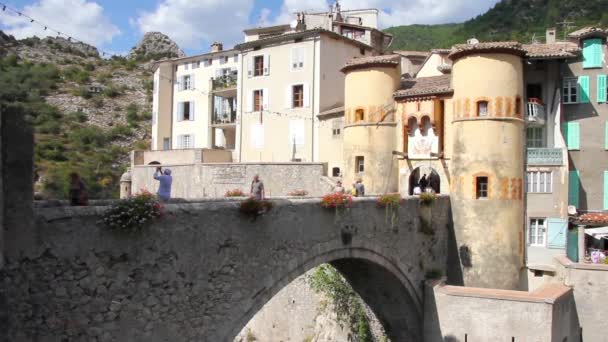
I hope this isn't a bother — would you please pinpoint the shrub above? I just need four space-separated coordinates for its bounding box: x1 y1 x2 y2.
419 192 436 206
66 111 88 123
71 86 92 99
102 190 164 232
320 193 352 209
287 189 309 197
109 124 132 139
239 198 273 220
68 126 108 148
103 85 121 98
225 189 245 197
377 193 401 207
36 120 61 134
90 96 104 108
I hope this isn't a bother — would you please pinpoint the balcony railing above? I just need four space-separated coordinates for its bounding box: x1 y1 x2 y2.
212 73 237 91
212 110 236 125
526 99 546 124
527 148 563 166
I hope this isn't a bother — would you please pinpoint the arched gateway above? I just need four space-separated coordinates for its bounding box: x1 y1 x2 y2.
2 197 452 341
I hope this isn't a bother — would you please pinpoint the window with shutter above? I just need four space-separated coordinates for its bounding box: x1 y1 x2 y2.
563 78 578 104
263 54 270 75
583 38 603 69
598 75 607 103
292 85 304 108
605 121 608 150
564 121 580 150
569 170 580 207
605 171 608 210
253 90 263 111
528 218 547 246
253 55 264 76
578 76 590 103
546 218 567 249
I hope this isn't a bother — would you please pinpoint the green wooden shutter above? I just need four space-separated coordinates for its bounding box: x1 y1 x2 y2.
547 218 567 249
579 76 590 103
569 170 580 207
604 171 608 210
583 38 602 68
598 75 607 103
605 121 608 150
564 121 580 150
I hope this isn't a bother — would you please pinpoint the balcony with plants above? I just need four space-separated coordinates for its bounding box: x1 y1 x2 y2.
212 73 237 92
526 98 546 125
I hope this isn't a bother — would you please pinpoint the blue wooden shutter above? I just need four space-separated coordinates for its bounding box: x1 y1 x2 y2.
583 38 602 68
564 121 580 150
547 218 567 249
569 170 580 207
598 75 607 103
579 76 590 103
604 171 608 210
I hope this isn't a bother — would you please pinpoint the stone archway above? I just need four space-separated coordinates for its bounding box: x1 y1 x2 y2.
408 165 441 195
228 247 423 342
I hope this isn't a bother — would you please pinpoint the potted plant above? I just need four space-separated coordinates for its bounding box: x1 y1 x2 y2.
377 193 401 229
239 197 273 221
102 190 164 232
225 189 246 197
321 193 352 223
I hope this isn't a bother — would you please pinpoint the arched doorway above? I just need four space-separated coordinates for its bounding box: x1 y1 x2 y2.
409 166 441 195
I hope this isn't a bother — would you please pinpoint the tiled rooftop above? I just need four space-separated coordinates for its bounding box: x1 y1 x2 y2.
568 27 607 39
522 42 580 58
449 41 526 60
575 212 608 226
394 74 452 98
341 54 401 72
394 50 430 57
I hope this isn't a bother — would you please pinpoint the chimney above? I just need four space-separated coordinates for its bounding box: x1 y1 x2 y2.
211 42 223 53
546 28 557 44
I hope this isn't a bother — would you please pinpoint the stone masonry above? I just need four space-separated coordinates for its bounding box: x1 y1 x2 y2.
1 197 452 342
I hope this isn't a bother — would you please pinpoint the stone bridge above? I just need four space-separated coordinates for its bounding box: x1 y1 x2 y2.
1 196 454 342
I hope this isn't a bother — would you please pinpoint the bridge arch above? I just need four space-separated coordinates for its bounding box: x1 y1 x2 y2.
229 247 423 341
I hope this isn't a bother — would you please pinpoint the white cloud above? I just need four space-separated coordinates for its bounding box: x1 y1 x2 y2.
135 0 255 52
269 0 502 28
0 0 120 46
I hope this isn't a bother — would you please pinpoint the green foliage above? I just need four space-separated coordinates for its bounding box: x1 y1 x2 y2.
419 192 436 206
102 84 122 98
68 126 108 148
71 86 92 99
62 66 90 84
66 111 88 123
126 103 140 126
245 329 257 342
102 191 164 232
109 124 133 140
96 72 113 84
308 264 373 342
90 96 104 108
385 0 608 51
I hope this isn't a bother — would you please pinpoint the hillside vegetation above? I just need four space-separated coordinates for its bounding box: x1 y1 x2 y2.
0 35 156 199
386 0 608 51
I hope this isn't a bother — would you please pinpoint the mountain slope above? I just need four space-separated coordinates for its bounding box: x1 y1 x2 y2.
386 0 608 51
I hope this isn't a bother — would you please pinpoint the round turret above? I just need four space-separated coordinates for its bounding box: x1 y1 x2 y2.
341 55 401 194
449 42 526 290
120 168 132 199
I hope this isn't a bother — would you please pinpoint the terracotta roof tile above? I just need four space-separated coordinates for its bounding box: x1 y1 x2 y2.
568 27 607 39
394 74 452 99
432 48 451 54
394 50 430 57
341 54 401 72
576 212 608 226
523 42 580 58
449 41 526 60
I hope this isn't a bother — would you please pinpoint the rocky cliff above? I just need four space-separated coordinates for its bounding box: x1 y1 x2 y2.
128 31 185 60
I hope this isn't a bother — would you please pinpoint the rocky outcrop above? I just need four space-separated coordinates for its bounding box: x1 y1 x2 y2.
128 32 185 61
41 36 99 57
0 30 17 55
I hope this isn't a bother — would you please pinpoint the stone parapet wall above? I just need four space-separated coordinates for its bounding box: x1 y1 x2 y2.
131 162 331 198
1 196 452 341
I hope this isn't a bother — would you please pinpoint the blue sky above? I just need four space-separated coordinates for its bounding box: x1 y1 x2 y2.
0 0 501 56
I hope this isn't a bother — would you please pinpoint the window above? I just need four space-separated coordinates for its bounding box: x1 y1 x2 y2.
527 171 553 193
332 167 341 177
178 134 194 149
291 47 305 71
563 78 578 104
355 109 365 122
253 89 263 111
178 101 195 121
180 75 193 91
355 156 364 173
342 27 365 40
476 176 488 199
359 48 365 55
254 55 264 76
184 62 189 70
220 56 228 65
583 38 603 69
163 138 171 150
528 218 547 246
563 121 580 150
192 61 199 69
233 54 239 63
332 120 342 138
477 101 488 116
292 84 304 108
526 127 545 147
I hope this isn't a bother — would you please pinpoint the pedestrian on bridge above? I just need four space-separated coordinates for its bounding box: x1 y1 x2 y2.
250 174 265 200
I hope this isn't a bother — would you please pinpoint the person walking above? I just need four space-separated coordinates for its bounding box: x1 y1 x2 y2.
419 174 428 193
250 174 265 200
153 166 173 202
354 178 365 197
69 172 88 206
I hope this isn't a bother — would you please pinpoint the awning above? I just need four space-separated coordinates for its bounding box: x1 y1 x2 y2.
585 226 608 240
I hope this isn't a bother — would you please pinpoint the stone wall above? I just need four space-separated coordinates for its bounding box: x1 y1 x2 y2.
424 281 579 341
1 196 452 341
131 162 332 198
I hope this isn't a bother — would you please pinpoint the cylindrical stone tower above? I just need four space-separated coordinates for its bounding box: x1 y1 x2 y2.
341 55 401 194
120 169 132 199
449 42 526 290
